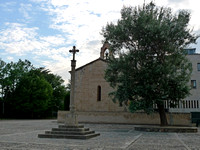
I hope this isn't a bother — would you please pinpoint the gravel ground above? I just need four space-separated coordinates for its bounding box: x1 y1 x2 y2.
0 119 199 150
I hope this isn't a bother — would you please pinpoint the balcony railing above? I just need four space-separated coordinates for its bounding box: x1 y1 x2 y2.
153 99 200 113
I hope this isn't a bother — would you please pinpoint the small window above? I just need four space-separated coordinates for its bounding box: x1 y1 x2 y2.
119 102 123 107
191 80 197 89
97 86 101 101
197 63 200 71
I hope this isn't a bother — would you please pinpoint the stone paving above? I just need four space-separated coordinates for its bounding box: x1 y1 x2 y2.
0 119 199 150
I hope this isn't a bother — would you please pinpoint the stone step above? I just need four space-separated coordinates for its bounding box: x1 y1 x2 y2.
38 133 100 139
38 124 100 140
45 130 95 135
52 127 89 132
135 126 198 133
58 125 84 128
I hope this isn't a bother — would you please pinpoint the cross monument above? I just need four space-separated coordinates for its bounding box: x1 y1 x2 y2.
65 46 79 126
69 46 79 113
38 45 100 139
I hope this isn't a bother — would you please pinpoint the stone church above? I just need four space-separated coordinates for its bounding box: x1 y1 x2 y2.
74 43 124 113
58 44 200 126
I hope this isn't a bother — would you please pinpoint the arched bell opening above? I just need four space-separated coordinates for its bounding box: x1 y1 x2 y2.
100 42 110 59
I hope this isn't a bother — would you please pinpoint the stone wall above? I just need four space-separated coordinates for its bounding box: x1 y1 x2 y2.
75 59 123 112
58 111 192 126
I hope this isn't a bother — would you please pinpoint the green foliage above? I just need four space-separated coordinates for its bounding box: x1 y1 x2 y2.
0 59 67 118
102 2 198 125
11 70 53 118
34 68 67 112
0 59 6 98
0 59 33 101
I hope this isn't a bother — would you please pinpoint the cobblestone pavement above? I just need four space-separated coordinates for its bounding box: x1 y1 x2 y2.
0 120 199 150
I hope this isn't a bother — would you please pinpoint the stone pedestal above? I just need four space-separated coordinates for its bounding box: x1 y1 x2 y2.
38 124 100 139
64 112 78 126
38 111 100 139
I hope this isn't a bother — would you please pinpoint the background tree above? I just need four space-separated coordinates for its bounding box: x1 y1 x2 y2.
102 2 198 125
10 70 53 118
0 59 7 116
0 59 67 118
0 59 6 96
36 67 67 114
0 59 33 117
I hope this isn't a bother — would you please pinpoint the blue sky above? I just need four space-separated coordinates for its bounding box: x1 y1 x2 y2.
0 0 200 84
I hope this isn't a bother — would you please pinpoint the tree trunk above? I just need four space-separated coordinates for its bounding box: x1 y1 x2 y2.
157 103 168 126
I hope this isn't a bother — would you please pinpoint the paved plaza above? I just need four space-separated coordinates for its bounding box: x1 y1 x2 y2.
0 119 199 150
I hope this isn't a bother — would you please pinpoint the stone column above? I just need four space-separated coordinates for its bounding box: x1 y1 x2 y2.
65 46 79 126
70 59 76 113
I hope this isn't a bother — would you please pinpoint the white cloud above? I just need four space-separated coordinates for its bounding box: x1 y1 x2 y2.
0 23 37 42
186 2 200 32
0 2 16 12
167 0 188 4
29 0 48 3
19 3 32 20
0 23 67 55
0 23 38 54
41 58 71 84
40 35 66 46
50 0 68 7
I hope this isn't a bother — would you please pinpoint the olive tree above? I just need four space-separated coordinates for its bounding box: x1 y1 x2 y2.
102 2 198 125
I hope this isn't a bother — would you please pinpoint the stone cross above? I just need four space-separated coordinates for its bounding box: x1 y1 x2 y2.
69 46 79 61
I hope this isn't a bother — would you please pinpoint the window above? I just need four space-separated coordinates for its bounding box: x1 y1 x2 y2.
97 85 101 101
191 80 197 89
185 48 196 54
197 63 200 71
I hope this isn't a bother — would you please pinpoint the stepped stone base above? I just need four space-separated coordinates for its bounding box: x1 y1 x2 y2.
38 124 100 139
135 126 198 133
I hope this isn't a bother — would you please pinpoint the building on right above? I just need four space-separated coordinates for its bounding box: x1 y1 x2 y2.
166 48 200 113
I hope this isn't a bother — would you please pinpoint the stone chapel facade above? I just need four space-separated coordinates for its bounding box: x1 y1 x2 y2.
74 43 124 112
